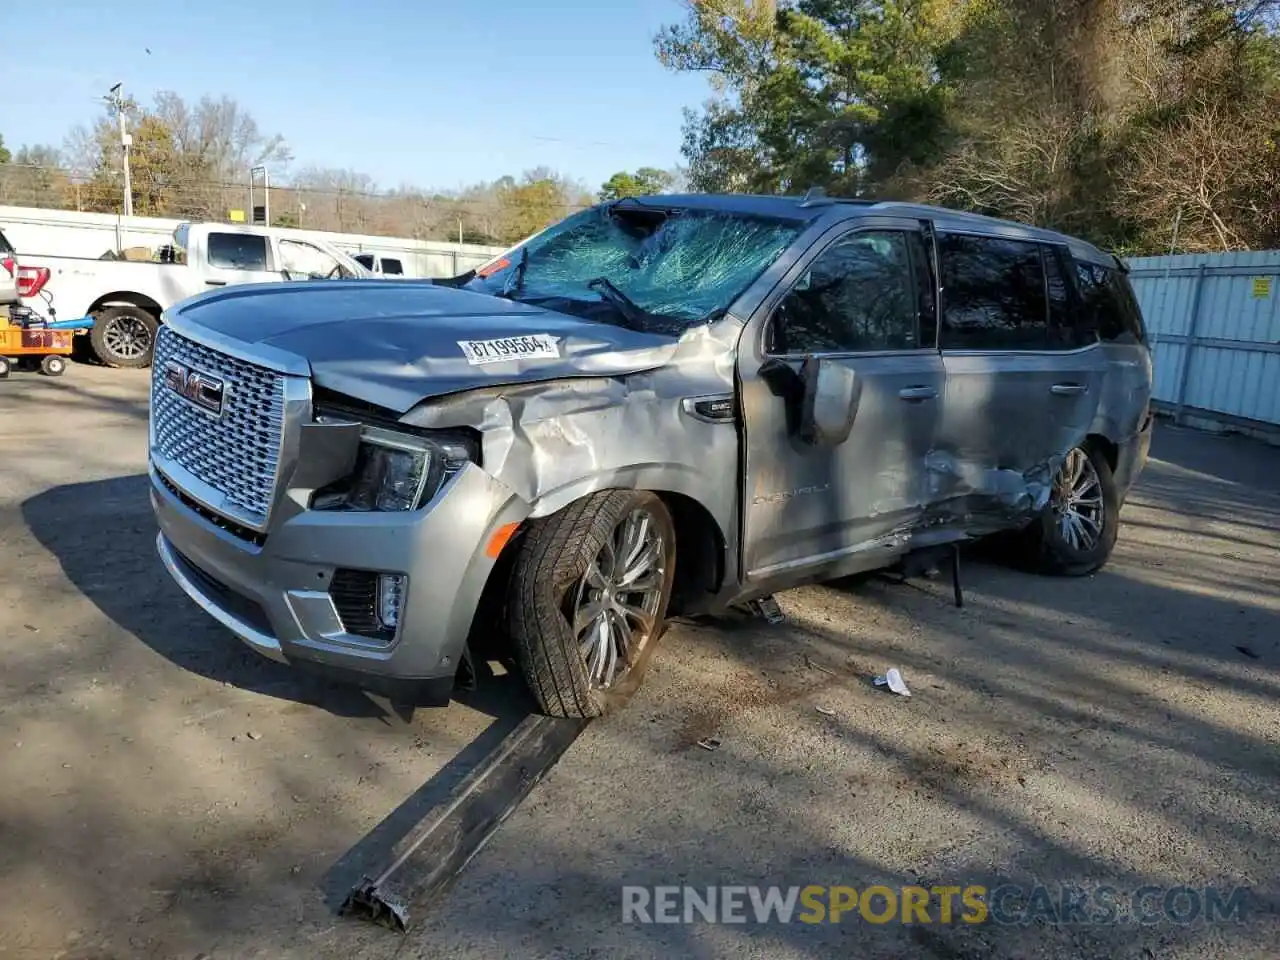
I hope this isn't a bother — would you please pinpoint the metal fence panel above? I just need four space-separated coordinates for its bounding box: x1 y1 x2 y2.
1127 249 1280 429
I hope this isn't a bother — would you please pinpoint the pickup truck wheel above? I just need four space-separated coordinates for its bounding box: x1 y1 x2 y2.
1031 444 1120 577
90 306 158 368
507 490 676 719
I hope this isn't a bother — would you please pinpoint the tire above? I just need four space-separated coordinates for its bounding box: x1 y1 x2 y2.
0 356 9 379
40 355 66 377
90 305 159 368
506 490 677 719
1029 444 1120 577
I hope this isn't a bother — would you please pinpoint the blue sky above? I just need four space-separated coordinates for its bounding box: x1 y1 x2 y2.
0 0 711 193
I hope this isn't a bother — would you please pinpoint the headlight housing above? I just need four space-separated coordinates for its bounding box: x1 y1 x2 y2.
312 421 478 512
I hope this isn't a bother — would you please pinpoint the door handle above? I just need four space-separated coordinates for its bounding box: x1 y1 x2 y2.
205 279 227 286
1051 383 1087 396
898 386 938 402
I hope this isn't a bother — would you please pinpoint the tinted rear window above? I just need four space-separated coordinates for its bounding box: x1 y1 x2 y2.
382 258 404 275
1073 260 1146 344
938 234 1049 349
207 233 268 271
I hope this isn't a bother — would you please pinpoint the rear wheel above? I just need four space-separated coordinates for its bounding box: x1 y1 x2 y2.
39 355 66 377
507 490 676 718
1030 444 1119 576
90 306 158 368
0 356 9 379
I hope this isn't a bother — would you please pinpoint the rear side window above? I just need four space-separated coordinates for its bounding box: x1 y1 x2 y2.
354 253 374 269
0 230 14 256
382 258 404 275
1073 261 1146 344
939 234 1048 350
207 233 269 271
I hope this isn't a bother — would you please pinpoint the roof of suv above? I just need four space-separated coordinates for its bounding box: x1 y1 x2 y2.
615 193 1118 266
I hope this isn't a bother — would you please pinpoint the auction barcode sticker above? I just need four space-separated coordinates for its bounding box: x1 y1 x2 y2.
457 334 561 365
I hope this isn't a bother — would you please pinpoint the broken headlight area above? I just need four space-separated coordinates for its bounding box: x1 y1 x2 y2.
311 422 479 512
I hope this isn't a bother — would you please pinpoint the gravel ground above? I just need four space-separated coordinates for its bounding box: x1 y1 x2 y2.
0 363 1276 960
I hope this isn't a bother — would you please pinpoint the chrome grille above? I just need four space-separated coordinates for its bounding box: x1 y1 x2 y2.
150 326 286 529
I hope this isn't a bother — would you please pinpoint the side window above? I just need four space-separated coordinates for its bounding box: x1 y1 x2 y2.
1043 246 1081 349
207 233 269 271
768 230 924 354
939 234 1048 350
1107 268 1147 343
353 253 374 269
1073 260 1144 344
279 239 351 280
382 258 404 275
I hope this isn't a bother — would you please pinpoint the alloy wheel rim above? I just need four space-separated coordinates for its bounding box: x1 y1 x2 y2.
1052 448 1105 551
103 317 152 360
569 508 666 689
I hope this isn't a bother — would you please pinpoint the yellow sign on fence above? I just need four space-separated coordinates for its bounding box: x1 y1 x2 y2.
228 209 246 223
1251 276 1273 298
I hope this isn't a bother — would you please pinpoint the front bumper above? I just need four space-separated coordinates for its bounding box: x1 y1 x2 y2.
151 461 528 700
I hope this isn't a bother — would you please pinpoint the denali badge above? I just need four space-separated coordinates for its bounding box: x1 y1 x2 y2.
163 360 225 416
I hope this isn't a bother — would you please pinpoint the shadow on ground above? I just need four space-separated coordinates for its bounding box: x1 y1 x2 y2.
4 406 1278 959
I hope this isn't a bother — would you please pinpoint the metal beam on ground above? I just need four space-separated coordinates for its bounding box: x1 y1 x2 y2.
342 712 590 933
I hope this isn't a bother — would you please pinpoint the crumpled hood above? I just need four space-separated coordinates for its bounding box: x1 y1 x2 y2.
170 279 681 413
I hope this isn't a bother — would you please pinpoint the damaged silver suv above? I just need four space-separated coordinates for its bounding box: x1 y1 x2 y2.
149 194 1153 718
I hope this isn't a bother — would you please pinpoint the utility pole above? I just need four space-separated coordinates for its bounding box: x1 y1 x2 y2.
105 83 134 217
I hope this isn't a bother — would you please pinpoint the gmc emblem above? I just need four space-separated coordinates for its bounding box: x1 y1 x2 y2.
163 360 225 416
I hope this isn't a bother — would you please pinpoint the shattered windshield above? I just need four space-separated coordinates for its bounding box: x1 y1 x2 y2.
464 205 802 333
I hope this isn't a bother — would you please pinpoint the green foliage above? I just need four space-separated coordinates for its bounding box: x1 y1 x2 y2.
659 0 1280 253
0 135 10 164
599 167 676 200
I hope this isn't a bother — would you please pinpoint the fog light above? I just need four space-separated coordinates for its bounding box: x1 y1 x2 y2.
377 574 406 630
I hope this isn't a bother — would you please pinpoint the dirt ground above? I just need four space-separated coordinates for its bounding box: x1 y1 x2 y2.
0 362 1277 960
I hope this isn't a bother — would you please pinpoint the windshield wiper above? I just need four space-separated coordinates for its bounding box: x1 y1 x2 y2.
586 277 648 330
496 246 530 299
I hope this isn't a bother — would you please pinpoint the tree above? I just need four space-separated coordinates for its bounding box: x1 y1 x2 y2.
64 91 292 218
0 135 10 164
656 0 955 195
495 168 589 242
599 167 677 200
0 145 71 208
659 0 1280 253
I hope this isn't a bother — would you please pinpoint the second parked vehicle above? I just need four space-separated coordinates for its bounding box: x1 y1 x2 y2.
149 194 1153 719
23 222 370 368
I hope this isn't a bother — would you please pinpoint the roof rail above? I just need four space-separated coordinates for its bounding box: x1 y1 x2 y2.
798 186 831 207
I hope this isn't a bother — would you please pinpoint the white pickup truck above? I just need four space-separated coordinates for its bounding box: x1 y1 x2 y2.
24 222 371 367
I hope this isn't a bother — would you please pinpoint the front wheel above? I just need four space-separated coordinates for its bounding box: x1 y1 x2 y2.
1030 444 1120 577
40 355 66 377
507 490 676 718
90 306 158 368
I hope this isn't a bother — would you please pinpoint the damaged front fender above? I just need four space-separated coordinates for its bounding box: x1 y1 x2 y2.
398 371 739 537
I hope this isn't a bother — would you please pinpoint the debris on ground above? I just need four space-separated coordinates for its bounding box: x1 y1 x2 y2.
815 705 836 717
749 595 785 624
696 737 722 751
802 654 836 676
873 668 912 697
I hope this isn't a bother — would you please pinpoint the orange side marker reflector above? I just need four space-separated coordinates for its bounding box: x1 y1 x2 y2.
486 521 520 558
476 257 510 279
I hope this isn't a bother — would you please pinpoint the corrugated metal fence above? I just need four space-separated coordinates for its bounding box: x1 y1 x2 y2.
1127 250 1280 432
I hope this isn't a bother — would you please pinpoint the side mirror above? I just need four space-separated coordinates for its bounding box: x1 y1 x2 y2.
757 356 861 447
799 356 861 447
